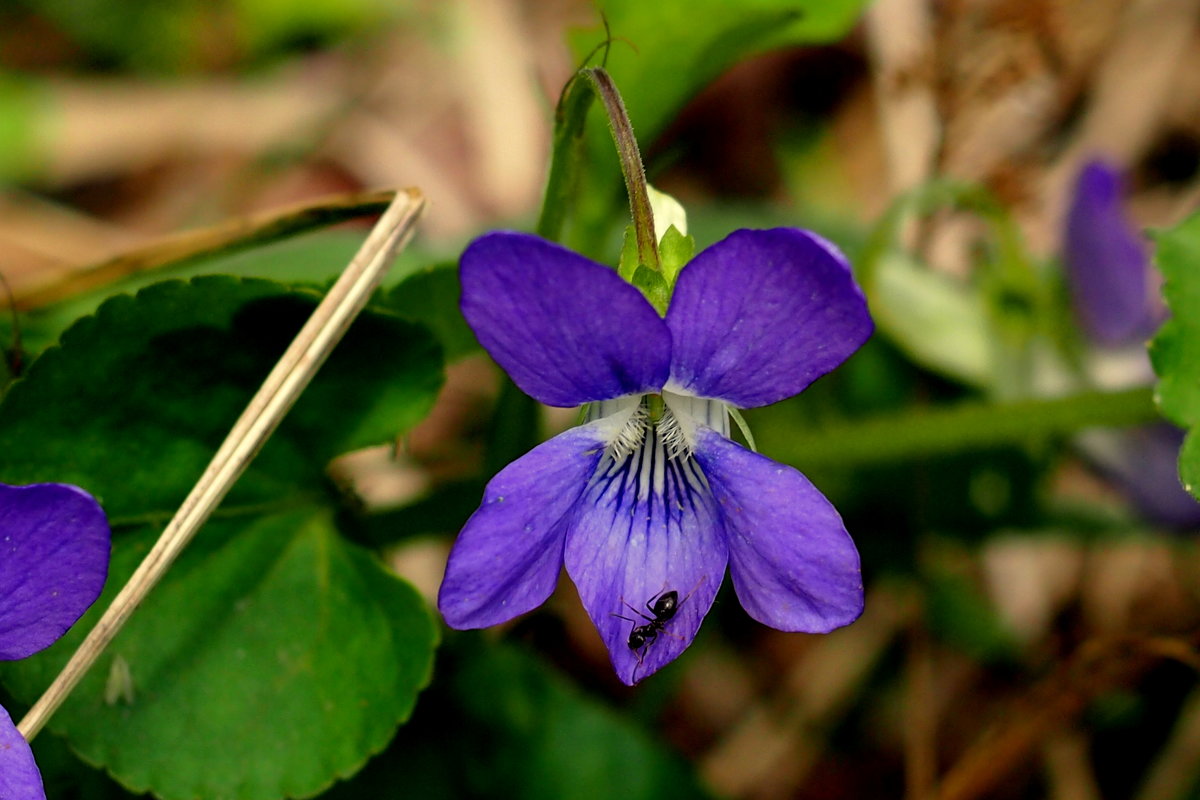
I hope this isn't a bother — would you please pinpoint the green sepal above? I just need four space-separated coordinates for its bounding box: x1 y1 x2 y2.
632 265 671 315
659 224 696 285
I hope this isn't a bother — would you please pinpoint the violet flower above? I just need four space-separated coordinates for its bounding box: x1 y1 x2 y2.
1064 160 1159 347
438 228 873 684
1064 159 1200 527
1 483 110 800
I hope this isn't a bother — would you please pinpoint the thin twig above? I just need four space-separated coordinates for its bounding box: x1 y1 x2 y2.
11 188 398 310
17 188 425 742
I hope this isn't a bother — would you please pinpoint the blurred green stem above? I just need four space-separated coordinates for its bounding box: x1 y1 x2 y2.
766 387 1159 469
536 71 595 242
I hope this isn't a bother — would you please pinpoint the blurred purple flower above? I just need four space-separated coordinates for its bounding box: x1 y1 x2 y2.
437 229 873 684
1 483 110 800
1064 159 1200 527
1064 160 1159 346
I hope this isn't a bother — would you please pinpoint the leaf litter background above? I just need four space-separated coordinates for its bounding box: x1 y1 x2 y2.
2 1 1200 798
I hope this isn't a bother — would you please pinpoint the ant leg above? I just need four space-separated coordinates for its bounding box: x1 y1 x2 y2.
678 575 708 608
620 598 654 623
644 582 672 615
631 644 647 682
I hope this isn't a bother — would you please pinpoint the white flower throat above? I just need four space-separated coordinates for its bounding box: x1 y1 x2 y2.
586 392 730 503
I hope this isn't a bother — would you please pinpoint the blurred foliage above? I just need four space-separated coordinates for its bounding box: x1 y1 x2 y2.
1152 210 1200 499
15 0 409 72
323 636 712 800
562 0 869 258
2 0 1199 798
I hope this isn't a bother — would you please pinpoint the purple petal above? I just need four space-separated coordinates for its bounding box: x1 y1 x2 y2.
0 705 45 800
0 483 110 660
438 425 609 629
693 429 863 632
1089 425 1200 529
1064 160 1154 347
460 232 671 407
564 439 728 685
665 228 873 408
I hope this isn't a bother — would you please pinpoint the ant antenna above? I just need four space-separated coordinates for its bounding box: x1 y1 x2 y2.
0 271 23 378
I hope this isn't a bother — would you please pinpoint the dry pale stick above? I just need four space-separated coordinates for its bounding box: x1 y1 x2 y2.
17 187 426 741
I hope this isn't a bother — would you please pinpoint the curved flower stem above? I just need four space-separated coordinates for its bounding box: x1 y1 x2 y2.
764 387 1160 469
581 67 659 273
16 189 426 742
536 67 658 271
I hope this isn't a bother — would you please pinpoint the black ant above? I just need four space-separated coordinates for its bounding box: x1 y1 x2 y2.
612 577 706 676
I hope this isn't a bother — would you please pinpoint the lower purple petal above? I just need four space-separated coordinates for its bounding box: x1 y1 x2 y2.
0 483 110 660
0 705 45 800
438 425 608 629
694 429 863 632
564 436 728 685
1084 425 1200 529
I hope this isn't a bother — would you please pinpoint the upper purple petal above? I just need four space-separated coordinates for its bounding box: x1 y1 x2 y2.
665 228 873 408
1064 160 1155 347
438 424 608 629
0 705 45 800
563 440 728 685
0 483 110 660
460 232 671 407
693 429 863 632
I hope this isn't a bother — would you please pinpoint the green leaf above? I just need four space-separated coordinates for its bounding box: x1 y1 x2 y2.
377 264 480 361
1151 210 1200 498
322 637 713 800
0 275 443 520
5 230 447 359
2 509 437 800
0 275 443 797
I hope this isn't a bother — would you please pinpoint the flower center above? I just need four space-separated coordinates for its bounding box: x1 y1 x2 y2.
586 391 730 462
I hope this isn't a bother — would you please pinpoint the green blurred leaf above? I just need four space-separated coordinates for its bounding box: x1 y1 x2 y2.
873 252 994 387
322 637 713 800
3 509 436 800
573 0 867 150
0 276 442 519
1150 211 1200 498
925 570 1018 661
0 73 48 181
24 0 405 71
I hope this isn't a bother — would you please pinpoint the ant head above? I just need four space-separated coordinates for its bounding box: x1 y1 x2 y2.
628 628 647 648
